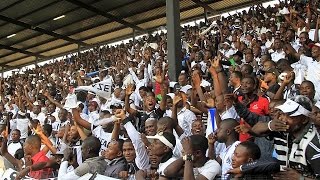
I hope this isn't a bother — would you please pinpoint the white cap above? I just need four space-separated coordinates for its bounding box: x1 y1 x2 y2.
235 19 241 23
167 93 175 100
180 85 192 94
276 98 311 117
147 132 175 150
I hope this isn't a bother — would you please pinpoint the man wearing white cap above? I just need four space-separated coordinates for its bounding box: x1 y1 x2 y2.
147 131 176 177
251 95 320 179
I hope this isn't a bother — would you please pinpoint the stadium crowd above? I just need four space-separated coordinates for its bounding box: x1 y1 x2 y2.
0 0 319 179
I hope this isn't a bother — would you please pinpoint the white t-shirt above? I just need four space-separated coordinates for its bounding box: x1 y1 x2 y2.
158 157 177 176
30 112 46 125
7 142 22 157
91 125 112 152
13 118 29 139
88 111 99 124
299 55 320 101
193 159 221 180
220 141 240 176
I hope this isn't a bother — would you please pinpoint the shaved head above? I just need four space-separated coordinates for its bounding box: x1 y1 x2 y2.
26 135 41 149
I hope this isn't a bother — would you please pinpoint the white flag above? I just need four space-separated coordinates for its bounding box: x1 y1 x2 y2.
76 79 112 100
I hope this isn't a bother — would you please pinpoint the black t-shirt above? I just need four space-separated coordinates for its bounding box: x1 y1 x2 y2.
136 108 165 133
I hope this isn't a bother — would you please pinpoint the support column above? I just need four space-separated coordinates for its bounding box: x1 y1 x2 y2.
166 0 181 82
35 57 38 66
78 44 81 57
133 29 136 44
204 8 208 25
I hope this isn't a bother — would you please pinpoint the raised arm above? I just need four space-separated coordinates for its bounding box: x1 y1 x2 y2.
71 108 91 130
124 84 137 116
44 91 64 109
171 96 185 137
192 71 205 102
74 121 87 141
117 111 150 170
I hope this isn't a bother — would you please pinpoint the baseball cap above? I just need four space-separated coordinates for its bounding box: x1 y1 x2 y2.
276 95 312 117
180 85 192 94
166 93 175 100
147 132 176 150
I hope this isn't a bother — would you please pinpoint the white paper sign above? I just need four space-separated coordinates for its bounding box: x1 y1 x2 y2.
76 79 113 100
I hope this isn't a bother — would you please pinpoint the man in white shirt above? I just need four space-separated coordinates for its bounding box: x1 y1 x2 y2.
171 92 196 136
208 119 240 179
88 101 99 124
164 135 221 180
269 38 286 62
12 111 29 141
147 132 177 177
30 105 46 125
7 129 22 157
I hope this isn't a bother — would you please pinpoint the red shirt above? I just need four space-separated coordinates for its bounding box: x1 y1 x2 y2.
29 151 53 179
238 95 269 141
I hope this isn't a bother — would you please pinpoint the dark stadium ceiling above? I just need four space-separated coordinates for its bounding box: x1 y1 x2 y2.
0 0 270 71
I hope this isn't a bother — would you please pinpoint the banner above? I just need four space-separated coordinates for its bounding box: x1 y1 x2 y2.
78 173 119 180
76 79 112 100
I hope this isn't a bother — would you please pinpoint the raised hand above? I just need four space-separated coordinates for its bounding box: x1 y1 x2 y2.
269 118 289 132
192 71 201 87
207 132 217 145
181 137 193 154
282 72 294 86
211 55 221 69
125 84 134 96
203 98 215 108
172 95 182 106
114 109 126 120
235 124 250 134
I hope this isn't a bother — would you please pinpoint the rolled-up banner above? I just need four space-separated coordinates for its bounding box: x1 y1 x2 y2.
209 108 216 132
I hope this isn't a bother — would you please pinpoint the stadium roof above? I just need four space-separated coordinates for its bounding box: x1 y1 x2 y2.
0 0 270 71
